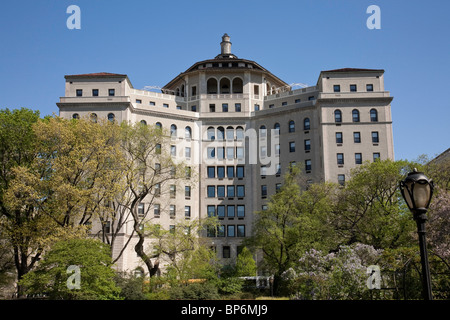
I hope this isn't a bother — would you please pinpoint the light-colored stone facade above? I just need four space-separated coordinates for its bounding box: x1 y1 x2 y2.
57 34 394 274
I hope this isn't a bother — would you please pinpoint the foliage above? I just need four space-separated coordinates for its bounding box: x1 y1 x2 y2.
235 246 257 277
168 281 220 300
19 238 122 300
114 271 147 300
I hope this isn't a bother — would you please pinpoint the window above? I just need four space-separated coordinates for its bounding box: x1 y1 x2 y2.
261 185 267 197
170 185 176 198
354 132 361 143
185 206 191 218
236 147 244 160
72 113 80 120
370 109 378 122
185 186 191 198
350 84 357 92
136 99 142 104
217 127 225 140
222 104 228 112
333 85 341 92
227 205 235 217
235 103 241 112
154 204 160 216
207 166 215 178
163 103 169 108
207 147 215 159
254 104 260 111
289 141 295 152
185 147 191 158
223 246 231 258
282 102 287 106
218 226 225 237
185 126 192 139
217 185 225 198
260 166 267 177
259 125 267 138
276 183 282 193
237 186 245 198
336 132 343 144
227 225 235 237
104 221 111 234
237 225 245 237
217 147 225 160
207 226 216 237
155 122 162 130
170 145 176 157
76 89 83 97
226 127 234 140
191 105 196 112
154 144 161 156
289 120 295 133
107 113 115 122
227 166 234 178
207 186 215 198
236 127 244 140
207 205 216 217
260 146 267 158
217 166 225 178
154 183 160 196
186 167 192 179
150 101 155 106
226 147 234 159
366 84 374 92
170 124 177 139
337 153 344 165
308 96 315 101
217 205 225 218
275 144 280 156
334 110 342 123
236 166 244 178
352 109 360 122
274 123 280 135
373 153 381 162
138 203 145 217
304 118 310 130
169 225 175 233
207 127 215 140
295 99 301 103
170 205 176 217
305 159 312 171
92 89 99 96
276 163 281 175
338 174 345 186
355 153 362 164
237 205 245 217
108 89 115 96
372 131 379 143
90 113 98 123
227 186 235 198
209 104 215 113
140 120 147 126
304 139 311 151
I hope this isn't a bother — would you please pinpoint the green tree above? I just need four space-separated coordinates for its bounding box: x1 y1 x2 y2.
235 247 257 277
19 238 121 300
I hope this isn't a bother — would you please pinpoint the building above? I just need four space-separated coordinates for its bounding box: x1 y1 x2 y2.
57 34 394 273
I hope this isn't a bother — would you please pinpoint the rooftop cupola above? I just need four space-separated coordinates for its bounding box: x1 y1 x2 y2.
216 33 237 59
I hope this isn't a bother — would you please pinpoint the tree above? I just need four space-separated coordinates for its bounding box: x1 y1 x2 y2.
19 238 122 300
235 247 257 277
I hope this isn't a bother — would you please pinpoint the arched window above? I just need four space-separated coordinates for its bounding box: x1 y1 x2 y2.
232 77 243 94
107 113 115 122
181 84 185 97
155 122 162 130
334 110 342 123
217 126 225 140
352 109 360 122
274 123 280 135
170 124 177 139
370 109 378 122
72 113 80 120
289 120 295 133
304 118 310 130
185 126 192 139
207 127 215 140
90 113 97 123
226 126 234 140
220 78 230 94
207 78 218 94
259 125 267 137
236 126 244 140
140 120 147 125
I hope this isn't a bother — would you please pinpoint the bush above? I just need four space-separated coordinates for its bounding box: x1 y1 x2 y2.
169 282 220 300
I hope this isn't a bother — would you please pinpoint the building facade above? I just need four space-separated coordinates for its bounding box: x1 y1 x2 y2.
57 34 394 273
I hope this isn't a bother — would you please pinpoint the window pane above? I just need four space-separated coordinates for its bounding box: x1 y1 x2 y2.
217 166 225 178
207 186 215 197
217 186 225 198
236 166 244 178
237 185 245 197
237 225 245 237
227 166 234 178
237 205 245 217
227 186 235 197
207 205 215 217
227 225 235 237
227 205 235 217
217 205 225 217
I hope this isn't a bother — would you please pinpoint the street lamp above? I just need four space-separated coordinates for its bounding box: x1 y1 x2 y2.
399 168 434 300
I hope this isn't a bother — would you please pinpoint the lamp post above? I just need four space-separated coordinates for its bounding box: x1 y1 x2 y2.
399 168 434 300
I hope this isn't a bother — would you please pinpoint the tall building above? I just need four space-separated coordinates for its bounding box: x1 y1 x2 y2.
57 34 394 273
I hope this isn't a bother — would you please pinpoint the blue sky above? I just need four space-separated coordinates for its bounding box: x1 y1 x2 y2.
0 0 449 161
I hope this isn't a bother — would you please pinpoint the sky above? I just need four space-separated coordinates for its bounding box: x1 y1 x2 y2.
0 0 449 161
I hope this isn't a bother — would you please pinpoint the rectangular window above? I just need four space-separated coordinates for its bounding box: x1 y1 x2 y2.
366 84 374 92
333 85 340 93
76 89 83 97
138 203 145 217
305 159 312 171
155 163 161 174
227 185 235 198
217 166 225 178
275 144 280 156
223 245 230 257
350 84 357 92
217 147 225 160
308 96 315 101
227 166 234 178
338 174 345 186
337 153 344 165
222 104 228 112
217 185 225 198
185 186 191 198
227 225 235 237
276 163 281 175
108 89 115 96
185 206 191 218
185 147 191 158
170 145 176 157
304 139 311 151
260 146 267 158
261 185 267 197
92 89 99 96
355 153 362 164
207 205 216 217
237 225 246 237
282 101 288 106
207 186 215 198
260 165 267 177
154 183 160 196
254 104 260 111
227 205 235 217
276 183 282 192
163 103 169 108
289 141 296 153
207 166 215 178
170 185 176 198
235 147 244 160
236 166 244 178
373 153 380 162
269 104 274 109
136 99 142 104
226 147 234 159
336 132 343 144
185 167 191 179
154 204 160 216
237 185 245 198
235 103 241 112
372 131 379 143
207 147 215 159
237 205 245 217
354 132 361 143
191 105 196 112
150 101 155 106
207 226 216 237
209 104 215 112
295 99 301 103
170 205 176 217
218 226 225 237
217 205 225 218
